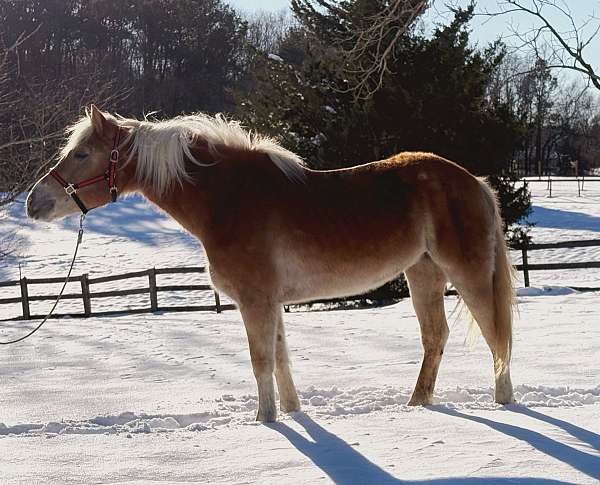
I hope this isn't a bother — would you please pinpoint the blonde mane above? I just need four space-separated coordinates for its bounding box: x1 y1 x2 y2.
62 112 307 194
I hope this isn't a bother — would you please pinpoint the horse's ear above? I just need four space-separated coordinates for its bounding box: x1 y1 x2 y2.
89 104 116 141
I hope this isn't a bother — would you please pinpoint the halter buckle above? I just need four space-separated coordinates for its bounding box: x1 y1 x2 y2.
110 149 119 162
65 184 77 196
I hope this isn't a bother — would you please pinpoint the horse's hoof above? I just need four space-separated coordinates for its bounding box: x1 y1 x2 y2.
407 394 432 406
256 408 278 423
281 404 301 413
495 394 516 405
281 398 301 413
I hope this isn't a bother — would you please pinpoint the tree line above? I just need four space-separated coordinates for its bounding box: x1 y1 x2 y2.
490 56 600 176
2 0 600 260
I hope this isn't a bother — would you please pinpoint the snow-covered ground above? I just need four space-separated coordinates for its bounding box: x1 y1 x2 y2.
0 181 599 484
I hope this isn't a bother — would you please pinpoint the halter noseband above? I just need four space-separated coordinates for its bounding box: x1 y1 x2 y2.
50 128 122 215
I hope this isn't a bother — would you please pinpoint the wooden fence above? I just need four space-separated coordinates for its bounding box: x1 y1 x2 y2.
512 239 600 288
520 176 600 197
1 239 599 320
0 266 235 321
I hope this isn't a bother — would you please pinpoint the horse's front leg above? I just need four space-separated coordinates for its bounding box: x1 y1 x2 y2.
239 301 278 422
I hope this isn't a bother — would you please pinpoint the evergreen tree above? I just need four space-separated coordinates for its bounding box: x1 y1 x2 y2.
240 3 530 242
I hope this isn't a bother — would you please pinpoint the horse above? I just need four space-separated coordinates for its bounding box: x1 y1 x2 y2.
26 105 515 422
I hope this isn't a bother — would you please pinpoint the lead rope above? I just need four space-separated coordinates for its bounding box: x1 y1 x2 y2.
0 214 85 345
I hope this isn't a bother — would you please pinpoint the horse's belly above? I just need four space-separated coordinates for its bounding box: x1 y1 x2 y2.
277 248 421 304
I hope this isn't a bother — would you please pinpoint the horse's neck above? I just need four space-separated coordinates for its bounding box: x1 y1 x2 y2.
139 149 307 254
139 160 251 250
143 182 213 244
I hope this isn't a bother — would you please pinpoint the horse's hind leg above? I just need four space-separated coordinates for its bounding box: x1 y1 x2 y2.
405 255 449 406
451 273 514 404
238 302 278 422
274 312 301 413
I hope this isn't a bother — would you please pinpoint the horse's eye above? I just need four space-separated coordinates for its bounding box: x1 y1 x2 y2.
74 152 88 160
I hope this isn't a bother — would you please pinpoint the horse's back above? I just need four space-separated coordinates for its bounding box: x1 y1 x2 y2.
269 152 491 302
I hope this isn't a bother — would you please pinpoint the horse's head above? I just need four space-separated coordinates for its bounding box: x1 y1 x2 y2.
27 105 127 221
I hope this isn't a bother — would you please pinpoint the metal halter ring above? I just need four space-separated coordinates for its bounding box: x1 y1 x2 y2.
65 184 77 196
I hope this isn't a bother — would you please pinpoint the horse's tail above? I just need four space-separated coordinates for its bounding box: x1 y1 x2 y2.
481 180 515 376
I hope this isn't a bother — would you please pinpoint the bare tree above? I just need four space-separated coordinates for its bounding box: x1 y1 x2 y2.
343 0 431 98
0 35 127 209
245 9 297 54
490 48 600 176
1 33 128 264
552 80 600 172
488 0 600 90
0 33 51 207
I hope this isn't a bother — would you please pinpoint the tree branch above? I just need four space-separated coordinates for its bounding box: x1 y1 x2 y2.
484 0 600 90
342 0 431 99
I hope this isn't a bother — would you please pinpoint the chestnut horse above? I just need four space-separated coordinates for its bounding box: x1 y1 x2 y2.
27 105 515 421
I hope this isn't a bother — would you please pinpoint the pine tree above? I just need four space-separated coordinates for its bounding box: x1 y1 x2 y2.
240 2 530 238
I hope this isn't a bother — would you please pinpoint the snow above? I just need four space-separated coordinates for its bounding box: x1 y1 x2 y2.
0 181 599 484
268 53 284 62
516 286 578 297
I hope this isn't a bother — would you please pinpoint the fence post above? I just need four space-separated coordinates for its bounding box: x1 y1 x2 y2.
521 244 530 288
19 277 30 320
214 291 221 313
81 273 92 316
148 268 158 312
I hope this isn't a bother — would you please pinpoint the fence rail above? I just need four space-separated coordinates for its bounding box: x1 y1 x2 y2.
0 266 234 321
519 176 600 197
510 238 600 288
2 238 599 321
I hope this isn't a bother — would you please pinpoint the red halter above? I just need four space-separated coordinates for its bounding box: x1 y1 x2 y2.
50 128 122 214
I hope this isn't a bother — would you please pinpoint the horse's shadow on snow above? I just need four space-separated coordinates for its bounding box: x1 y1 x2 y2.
512 406 600 453
267 412 575 484
431 405 600 482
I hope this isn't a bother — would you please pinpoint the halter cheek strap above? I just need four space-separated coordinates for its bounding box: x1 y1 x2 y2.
50 128 122 214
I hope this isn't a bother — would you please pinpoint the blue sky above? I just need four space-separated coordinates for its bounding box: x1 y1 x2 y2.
226 0 599 83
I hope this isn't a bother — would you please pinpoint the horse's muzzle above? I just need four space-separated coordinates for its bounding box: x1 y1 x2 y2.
26 190 56 221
